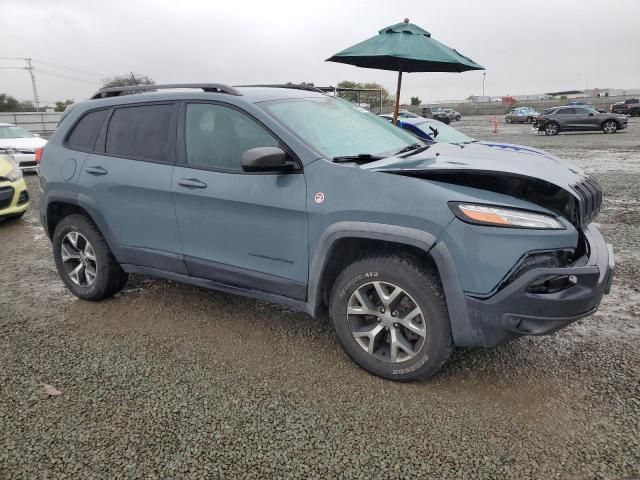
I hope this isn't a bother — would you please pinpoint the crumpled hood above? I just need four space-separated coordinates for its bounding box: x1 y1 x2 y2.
362 141 586 190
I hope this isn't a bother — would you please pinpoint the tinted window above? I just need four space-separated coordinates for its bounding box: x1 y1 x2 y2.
185 103 278 171
574 108 591 115
105 104 174 162
66 109 108 151
555 108 575 115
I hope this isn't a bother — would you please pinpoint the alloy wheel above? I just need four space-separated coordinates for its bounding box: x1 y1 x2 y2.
60 231 97 287
603 121 617 133
545 123 559 135
347 281 426 363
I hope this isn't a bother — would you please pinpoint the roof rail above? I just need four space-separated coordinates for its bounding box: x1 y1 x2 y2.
90 83 242 100
235 84 326 94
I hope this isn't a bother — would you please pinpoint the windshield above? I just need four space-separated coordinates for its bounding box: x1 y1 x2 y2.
262 97 421 159
0 126 35 140
411 120 475 144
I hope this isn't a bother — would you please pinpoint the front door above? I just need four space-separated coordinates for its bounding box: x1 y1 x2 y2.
572 107 597 130
172 102 308 300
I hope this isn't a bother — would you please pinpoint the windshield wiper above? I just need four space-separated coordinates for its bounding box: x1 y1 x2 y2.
332 154 384 164
399 144 431 158
394 143 424 155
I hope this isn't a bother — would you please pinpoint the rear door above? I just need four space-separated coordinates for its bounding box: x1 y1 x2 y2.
172 101 308 300
77 102 186 273
554 107 576 129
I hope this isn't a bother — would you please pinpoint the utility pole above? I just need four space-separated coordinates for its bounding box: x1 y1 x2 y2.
0 56 40 111
25 58 40 112
482 72 486 101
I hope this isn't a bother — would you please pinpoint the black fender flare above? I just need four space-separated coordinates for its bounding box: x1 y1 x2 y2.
306 221 479 346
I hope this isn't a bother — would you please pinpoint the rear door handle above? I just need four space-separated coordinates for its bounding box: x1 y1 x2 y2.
177 178 208 189
86 166 108 176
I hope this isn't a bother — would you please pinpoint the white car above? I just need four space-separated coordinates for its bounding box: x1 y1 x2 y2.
0 123 47 172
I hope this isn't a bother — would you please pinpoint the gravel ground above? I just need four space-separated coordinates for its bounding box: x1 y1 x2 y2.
1 117 639 479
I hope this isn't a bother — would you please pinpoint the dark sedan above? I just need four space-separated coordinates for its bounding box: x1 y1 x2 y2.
536 106 628 135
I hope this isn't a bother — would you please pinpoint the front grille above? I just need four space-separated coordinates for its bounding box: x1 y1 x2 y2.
17 190 29 205
0 186 14 209
572 175 602 226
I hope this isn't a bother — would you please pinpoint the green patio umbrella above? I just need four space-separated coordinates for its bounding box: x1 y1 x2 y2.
327 19 484 124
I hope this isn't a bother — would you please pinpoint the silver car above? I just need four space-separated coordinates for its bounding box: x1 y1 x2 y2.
442 108 461 121
537 106 628 135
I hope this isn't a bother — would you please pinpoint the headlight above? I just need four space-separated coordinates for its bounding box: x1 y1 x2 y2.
450 203 564 229
6 166 22 182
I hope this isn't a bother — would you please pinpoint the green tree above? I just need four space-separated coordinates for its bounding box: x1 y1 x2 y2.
336 81 391 110
410 96 421 106
0 95 40 112
101 73 155 92
54 99 74 112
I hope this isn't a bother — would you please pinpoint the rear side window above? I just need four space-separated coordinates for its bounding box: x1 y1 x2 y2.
105 104 174 162
66 109 108 151
556 108 575 115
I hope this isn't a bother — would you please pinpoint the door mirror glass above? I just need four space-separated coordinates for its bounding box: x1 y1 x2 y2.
241 147 295 172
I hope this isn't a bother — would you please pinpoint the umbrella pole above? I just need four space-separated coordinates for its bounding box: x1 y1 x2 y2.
393 68 403 125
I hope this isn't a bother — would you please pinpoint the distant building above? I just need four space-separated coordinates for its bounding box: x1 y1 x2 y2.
545 90 584 99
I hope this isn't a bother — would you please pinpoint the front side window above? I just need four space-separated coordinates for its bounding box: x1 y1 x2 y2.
105 104 174 162
67 109 108 151
0 126 35 140
185 103 279 172
261 97 420 159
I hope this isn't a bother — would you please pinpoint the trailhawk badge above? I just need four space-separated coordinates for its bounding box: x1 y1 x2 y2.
314 192 325 204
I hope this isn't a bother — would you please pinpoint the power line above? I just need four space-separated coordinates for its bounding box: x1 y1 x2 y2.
36 68 101 85
0 57 39 110
31 59 108 79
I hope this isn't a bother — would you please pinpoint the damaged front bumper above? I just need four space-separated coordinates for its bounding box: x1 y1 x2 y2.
464 224 614 345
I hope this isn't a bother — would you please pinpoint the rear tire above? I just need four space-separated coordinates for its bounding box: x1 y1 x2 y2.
544 122 560 135
455 115 461 121
526 116 533 124
52 214 128 301
602 120 618 134
329 254 453 381
506 117 512 124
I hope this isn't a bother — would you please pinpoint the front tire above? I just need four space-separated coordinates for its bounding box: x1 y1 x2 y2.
602 120 618 134
329 255 453 381
544 122 560 135
52 214 128 300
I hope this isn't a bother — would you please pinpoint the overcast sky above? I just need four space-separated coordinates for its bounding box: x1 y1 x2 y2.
2 0 639 105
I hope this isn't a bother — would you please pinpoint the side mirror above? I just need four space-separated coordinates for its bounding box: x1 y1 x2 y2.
241 147 296 173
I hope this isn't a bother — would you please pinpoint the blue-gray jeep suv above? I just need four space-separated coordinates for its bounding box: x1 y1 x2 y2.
39 84 614 381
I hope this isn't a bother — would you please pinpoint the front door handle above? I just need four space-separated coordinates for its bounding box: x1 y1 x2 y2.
86 166 108 176
177 178 208 189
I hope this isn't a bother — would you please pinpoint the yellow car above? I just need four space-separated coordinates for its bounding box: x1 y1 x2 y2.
0 152 29 220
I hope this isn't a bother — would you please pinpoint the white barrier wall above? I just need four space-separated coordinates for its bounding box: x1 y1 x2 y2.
0 112 63 135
